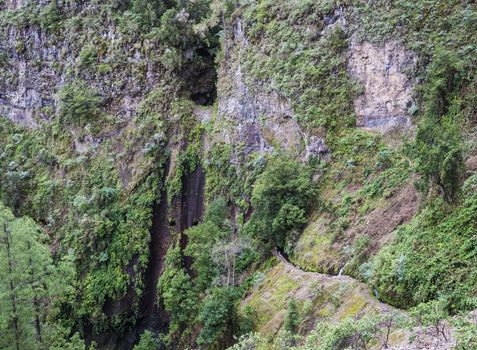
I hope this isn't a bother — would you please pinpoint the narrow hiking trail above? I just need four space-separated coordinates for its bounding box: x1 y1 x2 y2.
271 248 398 313
257 250 457 350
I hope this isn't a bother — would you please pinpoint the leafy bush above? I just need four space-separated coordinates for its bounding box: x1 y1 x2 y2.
453 313 477 350
245 155 318 250
186 197 256 289
131 0 167 28
410 299 450 342
58 80 101 125
133 330 161 350
185 218 226 291
226 333 266 350
302 316 378 350
157 246 196 333
40 1 63 31
78 45 98 70
197 287 240 349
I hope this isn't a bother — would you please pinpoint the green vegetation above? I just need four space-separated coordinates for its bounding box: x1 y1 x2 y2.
0 0 220 343
1 0 477 349
284 298 300 333
58 80 102 125
245 155 318 252
184 197 231 290
0 204 82 350
412 50 467 202
158 246 196 334
197 287 240 348
133 330 161 350
230 310 409 350
240 0 357 132
344 0 477 316
368 194 477 310
158 198 252 348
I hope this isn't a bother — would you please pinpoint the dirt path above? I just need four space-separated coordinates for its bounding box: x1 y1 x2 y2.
273 248 354 282
270 249 460 350
272 248 397 313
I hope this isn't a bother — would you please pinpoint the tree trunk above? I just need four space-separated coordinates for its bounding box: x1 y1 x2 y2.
383 320 391 348
224 250 230 286
27 241 42 344
231 252 235 286
4 223 21 350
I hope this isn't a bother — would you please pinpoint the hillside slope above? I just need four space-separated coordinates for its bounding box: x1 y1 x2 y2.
1 0 477 349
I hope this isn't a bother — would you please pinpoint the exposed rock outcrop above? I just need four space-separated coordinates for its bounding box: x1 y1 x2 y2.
217 57 303 157
348 41 417 132
0 1 215 129
215 19 329 162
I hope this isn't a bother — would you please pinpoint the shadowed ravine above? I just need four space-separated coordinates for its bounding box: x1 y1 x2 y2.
98 161 206 349
139 175 172 332
134 163 205 346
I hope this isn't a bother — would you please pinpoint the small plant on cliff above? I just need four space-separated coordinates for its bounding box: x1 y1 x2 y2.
281 297 302 348
134 330 162 350
40 1 63 31
284 298 300 333
58 80 101 125
131 0 167 28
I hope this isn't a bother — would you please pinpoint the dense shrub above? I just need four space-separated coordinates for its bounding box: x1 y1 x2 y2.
131 0 167 28
245 155 318 251
133 330 162 350
157 246 196 333
197 286 240 349
412 50 466 202
184 198 229 291
58 80 101 125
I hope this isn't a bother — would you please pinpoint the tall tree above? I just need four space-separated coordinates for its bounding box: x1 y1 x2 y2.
0 204 82 349
1 221 21 350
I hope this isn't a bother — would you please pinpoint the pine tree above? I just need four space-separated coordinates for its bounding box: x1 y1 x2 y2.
0 204 82 349
0 208 31 350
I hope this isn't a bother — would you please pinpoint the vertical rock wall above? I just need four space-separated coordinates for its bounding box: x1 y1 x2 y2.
348 41 417 132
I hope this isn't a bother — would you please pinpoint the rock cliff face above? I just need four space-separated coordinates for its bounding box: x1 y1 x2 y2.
1 1 416 154
348 41 417 132
1 4 140 126
214 10 418 170
215 19 330 162
0 0 214 128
